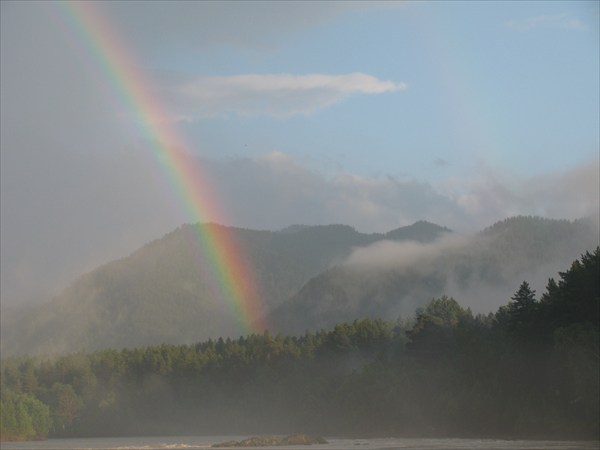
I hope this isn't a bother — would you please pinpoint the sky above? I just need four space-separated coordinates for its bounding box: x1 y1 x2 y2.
1 1 599 306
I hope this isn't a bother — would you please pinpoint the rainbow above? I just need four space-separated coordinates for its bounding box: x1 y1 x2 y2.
58 1 267 334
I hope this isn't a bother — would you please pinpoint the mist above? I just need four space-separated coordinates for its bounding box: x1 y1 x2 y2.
2 149 597 308
2 1 598 310
3 240 599 440
343 219 599 315
1 0 599 443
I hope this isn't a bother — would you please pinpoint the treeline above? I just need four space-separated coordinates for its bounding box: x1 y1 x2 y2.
1 248 598 440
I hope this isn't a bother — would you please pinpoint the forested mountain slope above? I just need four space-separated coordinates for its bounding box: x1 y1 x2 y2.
1 221 449 356
2 248 598 440
269 217 598 334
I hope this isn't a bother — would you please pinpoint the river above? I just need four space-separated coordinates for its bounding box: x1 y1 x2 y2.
1 436 598 450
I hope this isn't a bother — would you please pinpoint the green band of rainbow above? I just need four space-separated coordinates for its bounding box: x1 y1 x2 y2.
59 1 267 335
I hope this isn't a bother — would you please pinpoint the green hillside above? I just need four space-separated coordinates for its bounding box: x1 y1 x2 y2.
269 217 598 334
2 248 598 439
0 221 449 356
2 217 596 356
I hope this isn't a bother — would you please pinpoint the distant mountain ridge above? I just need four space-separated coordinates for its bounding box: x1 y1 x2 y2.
1 217 597 356
269 216 598 334
1 220 450 356
385 220 452 241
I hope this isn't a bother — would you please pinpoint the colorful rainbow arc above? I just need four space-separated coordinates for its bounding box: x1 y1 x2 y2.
59 1 267 335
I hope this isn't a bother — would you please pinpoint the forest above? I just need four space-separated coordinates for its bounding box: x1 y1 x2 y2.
1 248 598 441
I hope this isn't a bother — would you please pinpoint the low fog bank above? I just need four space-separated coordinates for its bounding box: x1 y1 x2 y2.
2 244 598 440
266 216 598 336
343 218 599 315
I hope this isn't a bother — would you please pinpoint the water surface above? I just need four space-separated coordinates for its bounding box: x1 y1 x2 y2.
1 436 598 450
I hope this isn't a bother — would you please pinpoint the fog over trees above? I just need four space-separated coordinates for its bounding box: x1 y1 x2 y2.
2 217 596 357
2 248 598 440
2 2 598 445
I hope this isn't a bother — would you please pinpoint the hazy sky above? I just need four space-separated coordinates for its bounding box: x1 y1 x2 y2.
1 1 599 305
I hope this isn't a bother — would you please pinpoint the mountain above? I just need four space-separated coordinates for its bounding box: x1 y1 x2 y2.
385 220 452 241
1 221 450 356
2 217 596 356
269 217 599 334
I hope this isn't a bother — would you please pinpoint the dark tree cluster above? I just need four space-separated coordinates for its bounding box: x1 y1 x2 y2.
1 248 598 440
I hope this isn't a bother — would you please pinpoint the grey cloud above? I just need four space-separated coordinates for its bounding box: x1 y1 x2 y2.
98 1 406 57
1 2 131 154
521 161 599 222
433 157 450 167
207 155 599 235
448 160 599 229
0 143 185 306
1 2 186 305
201 153 468 233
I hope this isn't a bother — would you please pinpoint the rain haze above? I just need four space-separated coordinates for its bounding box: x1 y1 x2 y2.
1 0 598 308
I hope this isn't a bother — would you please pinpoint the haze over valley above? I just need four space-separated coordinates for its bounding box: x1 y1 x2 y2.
1 216 597 356
1 0 598 444
2 1 598 313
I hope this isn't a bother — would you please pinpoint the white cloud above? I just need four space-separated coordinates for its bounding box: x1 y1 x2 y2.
344 235 468 271
504 14 588 31
193 154 600 236
166 73 407 119
201 155 468 233
441 160 600 229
